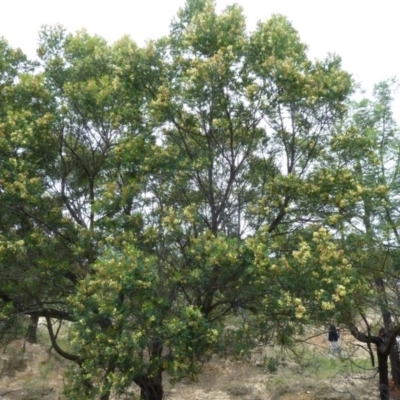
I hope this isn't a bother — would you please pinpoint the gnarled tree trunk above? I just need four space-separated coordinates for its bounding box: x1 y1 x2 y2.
350 325 400 400
135 373 163 400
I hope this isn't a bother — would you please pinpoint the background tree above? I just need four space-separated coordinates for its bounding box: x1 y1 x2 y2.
328 80 400 399
0 37 75 343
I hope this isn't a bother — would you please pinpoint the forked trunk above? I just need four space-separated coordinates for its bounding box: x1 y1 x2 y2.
135 373 163 400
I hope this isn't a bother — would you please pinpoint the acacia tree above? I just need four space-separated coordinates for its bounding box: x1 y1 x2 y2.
0 23 160 385
0 37 77 343
0 1 358 399
327 81 400 400
63 1 356 399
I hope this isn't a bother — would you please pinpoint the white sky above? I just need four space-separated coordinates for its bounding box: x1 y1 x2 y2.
1 0 399 105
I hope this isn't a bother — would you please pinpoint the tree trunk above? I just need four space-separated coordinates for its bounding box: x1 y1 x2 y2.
377 350 389 400
26 314 39 343
390 344 400 388
350 324 400 399
376 277 400 388
135 373 163 400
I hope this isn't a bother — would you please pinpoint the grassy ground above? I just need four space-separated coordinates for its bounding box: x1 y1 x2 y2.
0 325 381 399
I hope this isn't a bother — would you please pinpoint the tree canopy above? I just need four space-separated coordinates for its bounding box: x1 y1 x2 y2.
1 1 399 399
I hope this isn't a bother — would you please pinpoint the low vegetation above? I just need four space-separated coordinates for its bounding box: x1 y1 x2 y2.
0 331 380 399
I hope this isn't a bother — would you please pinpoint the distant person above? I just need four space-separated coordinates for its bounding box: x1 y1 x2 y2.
328 324 341 356
395 334 400 353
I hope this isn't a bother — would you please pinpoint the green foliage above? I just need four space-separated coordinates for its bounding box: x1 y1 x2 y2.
65 241 220 398
0 1 382 399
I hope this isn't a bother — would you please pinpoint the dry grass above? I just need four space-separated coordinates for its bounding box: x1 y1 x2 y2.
0 331 382 400
0 339 67 399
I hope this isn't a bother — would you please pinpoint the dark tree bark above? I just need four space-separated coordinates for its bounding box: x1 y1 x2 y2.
390 346 400 388
45 316 80 363
25 314 39 343
375 276 400 388
133 338 164 400
350 325 400 400
377 350 389 400
134 373 163 400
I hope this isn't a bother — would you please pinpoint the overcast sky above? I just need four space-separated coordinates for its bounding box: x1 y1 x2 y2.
1 0 399 103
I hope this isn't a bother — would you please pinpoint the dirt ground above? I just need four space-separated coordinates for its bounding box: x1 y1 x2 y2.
0 340 66 399
0 332 382 400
